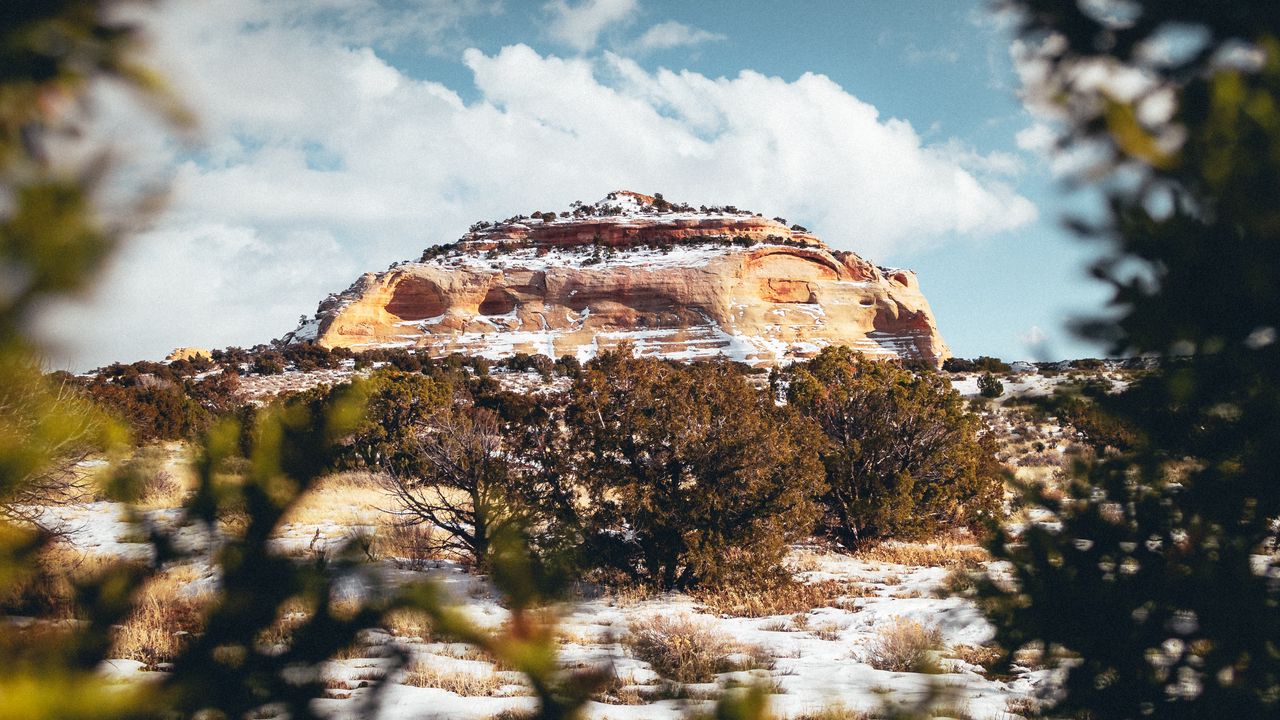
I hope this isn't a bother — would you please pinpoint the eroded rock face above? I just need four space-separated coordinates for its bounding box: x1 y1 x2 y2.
165 347 212 362
288 192 950 367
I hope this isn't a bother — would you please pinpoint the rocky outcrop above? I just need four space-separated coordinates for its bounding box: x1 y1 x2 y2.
288 192 950 367
165 347 212 362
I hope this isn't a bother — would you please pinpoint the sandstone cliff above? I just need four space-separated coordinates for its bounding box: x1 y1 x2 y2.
165 347 212 362
288 192 950 367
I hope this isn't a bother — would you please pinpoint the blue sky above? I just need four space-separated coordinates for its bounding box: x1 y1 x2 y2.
41 0 1111 369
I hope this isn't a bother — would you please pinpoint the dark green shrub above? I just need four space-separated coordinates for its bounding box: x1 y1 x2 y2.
787 346 1003 548
80 378 208 442
943 356 1011 374
250 352 284 375
281 343 337 371
554 354 582 377
977 372 1004 398
558 349 824 589
337 369 451 471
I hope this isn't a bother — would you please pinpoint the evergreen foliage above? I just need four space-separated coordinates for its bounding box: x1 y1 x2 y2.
979 2 1280 717
1010 380 1146 454
558 348 824 589
787 347 1003 548
337 369 452 471
77 378 209 442
977 372 1004 399
942 356 1011 374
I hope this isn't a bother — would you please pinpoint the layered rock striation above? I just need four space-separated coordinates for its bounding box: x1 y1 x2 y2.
288 192 951 367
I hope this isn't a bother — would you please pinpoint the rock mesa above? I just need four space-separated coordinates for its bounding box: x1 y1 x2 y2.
288 191 950 367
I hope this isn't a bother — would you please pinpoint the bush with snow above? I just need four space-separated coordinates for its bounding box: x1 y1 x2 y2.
867 617 943 674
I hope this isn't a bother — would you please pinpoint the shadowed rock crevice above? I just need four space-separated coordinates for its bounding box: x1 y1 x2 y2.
386 276 449 321
478 287 518 316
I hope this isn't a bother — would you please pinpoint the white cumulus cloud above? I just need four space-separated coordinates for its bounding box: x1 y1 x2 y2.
37 2 1037 370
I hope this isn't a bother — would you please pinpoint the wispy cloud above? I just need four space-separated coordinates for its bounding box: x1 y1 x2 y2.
904 43 960 64
1017 324 1055 360
223 0 501 55
929 138 1025 177
544 0 638 52
630 20 724 53
1015 122 1056 153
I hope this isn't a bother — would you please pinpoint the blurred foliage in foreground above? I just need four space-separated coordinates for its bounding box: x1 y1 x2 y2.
0 3 607 719
979 2 1280 718
19 1 1280 719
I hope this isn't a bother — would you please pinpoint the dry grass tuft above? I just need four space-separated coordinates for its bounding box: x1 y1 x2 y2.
0 619 78 657
352 668 387 683
938 567 981 598
928 701 974 720
853 541 988 570
256 598 309 650
124 443 197 509
866 618 943 674
252 596 381 659
401 661 525 696
3 548 208 669
332 642 383 660
370 522 440 569
1012 643 1047 671
246 704 286 719
592 671 656 705
0 545 123 618
557 629 609 646
282 472 390 527
587 577 662 607
692 576 851 618
758 618 792 632
1005 696 1043 718
811 622 845 642
492 710 537 720
136 469 183 509
625 614 771 683
111 567 209 668
383 608 432 640
785 549 825 573
428 643 513 671
950 643 1002 672
792 708 875 720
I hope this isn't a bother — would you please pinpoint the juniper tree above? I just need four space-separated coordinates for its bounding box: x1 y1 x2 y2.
978 372 1004 399
559 348 824 589
787 347 1003 548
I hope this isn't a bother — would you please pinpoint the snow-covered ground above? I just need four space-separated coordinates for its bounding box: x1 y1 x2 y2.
237 367 363 401
949 370 1130 401
440 243 741 273
47 360 1142 718
42 500 1049 720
